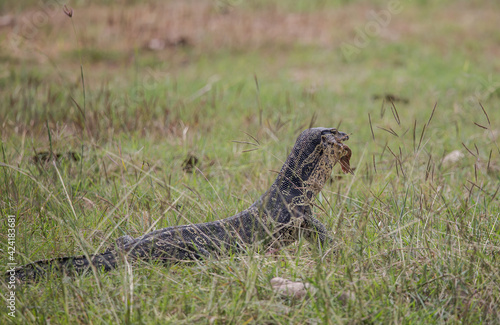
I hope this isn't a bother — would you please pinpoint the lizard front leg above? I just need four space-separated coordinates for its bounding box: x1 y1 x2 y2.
291 204 333 248
299 215 334 248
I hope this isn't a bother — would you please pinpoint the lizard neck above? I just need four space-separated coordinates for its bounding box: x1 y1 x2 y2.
271 148 334 203
262 132 335 210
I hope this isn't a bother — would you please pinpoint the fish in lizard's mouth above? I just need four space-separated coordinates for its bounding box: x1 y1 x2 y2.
320 128 352 174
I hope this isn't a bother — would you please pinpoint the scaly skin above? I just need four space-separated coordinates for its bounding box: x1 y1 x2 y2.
8 127 352 281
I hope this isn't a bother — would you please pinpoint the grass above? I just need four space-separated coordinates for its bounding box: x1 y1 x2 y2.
1 0 500 323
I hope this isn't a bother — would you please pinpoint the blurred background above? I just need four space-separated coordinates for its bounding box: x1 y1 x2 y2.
1 0 499 143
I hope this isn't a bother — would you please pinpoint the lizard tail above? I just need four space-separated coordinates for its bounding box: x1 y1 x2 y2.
6 252 118 282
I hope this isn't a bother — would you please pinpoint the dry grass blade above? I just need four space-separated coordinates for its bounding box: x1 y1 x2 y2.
376 126 398 137
232 141 259 146
474 143 480 156
479 102 491 126
308 111 318 129
242 148 259 153
417 124 426 152
412 119 417 152
473 122 488 129
368 113 375 141
63 5 74 18
242 132 260 145
390 101 401 125
462 142 477 158
487 149 492 171
426 102 438 127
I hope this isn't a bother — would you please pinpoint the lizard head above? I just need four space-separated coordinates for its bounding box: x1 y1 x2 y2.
278 127 352 195
292 127 352 177
296 127 352 197
270 127 353 204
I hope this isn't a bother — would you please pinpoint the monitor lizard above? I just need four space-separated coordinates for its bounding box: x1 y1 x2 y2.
8 127 352 281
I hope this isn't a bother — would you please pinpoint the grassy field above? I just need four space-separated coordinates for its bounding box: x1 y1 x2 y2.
1 0 500 323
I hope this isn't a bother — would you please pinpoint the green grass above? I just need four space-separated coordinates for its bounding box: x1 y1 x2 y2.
1 0 500 323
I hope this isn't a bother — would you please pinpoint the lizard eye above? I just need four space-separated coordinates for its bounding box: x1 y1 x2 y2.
321 128 337 136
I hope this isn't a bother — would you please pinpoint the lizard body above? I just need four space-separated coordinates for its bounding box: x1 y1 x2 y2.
9 127 351 281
